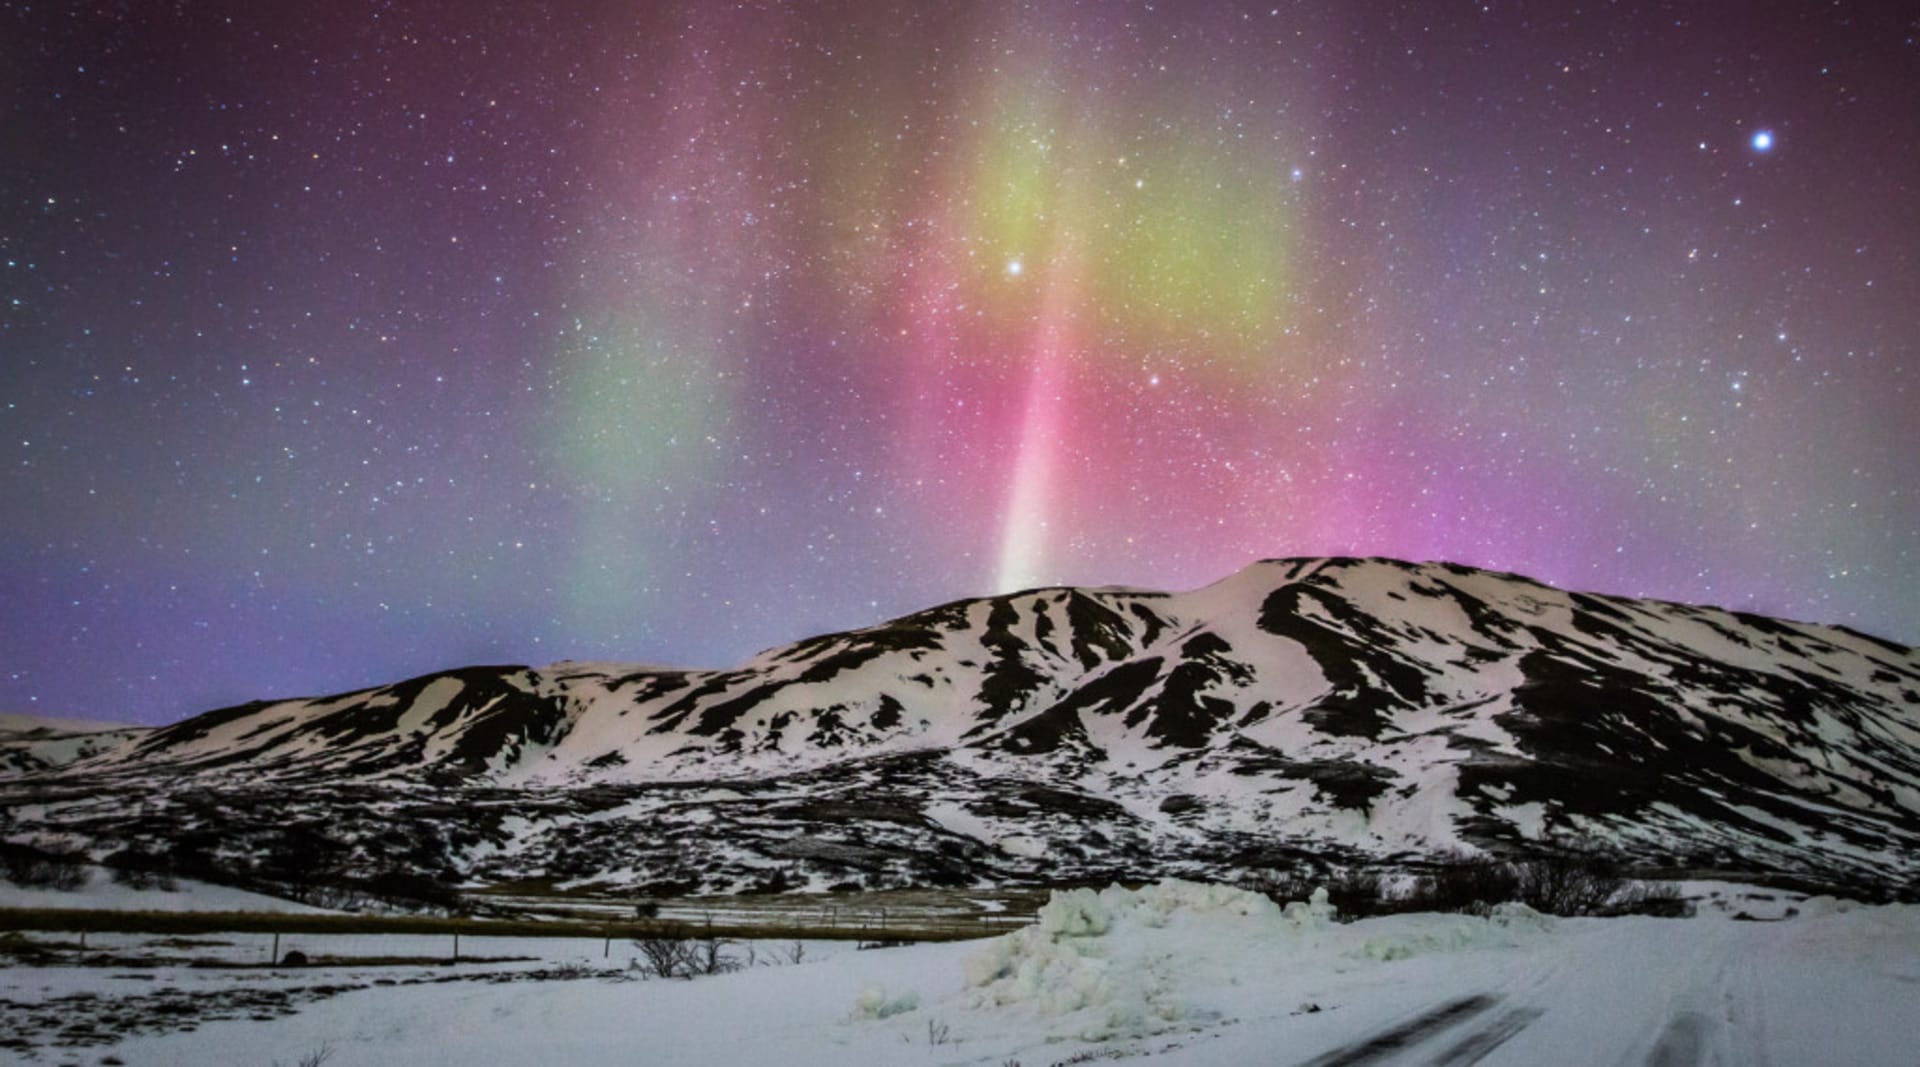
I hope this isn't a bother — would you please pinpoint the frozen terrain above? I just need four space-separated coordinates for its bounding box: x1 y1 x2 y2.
6 559 1915 1061
0 867 331 914
6 880 1916 1065
7 558 1919 899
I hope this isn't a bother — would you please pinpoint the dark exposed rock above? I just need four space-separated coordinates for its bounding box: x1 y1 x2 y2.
6 557 1916 898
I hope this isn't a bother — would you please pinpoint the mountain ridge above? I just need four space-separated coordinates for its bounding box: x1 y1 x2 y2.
5 556 1918 898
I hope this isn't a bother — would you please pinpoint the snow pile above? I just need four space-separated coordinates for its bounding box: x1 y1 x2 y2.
931 879 1562 1044
1796 895 1862 918
1355 901 1554 961
958 879 1336 1041
849 985 920 1019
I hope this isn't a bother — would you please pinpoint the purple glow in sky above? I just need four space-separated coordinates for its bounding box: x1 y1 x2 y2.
2 2 1915 723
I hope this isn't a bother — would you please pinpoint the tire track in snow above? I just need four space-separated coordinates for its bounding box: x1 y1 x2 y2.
1724 923 1775 1067
1293 994 1499 1066
1424 1006 1546 1065
1417 934 1563 1065
1644 1010 1711 1067
1640 924 1754 1067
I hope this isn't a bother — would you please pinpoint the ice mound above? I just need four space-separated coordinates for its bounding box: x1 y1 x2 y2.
1797 895 1861 918
1356 901 1554 961
960 878 1334 1041
849 985 920 1020
847 880 1567 1047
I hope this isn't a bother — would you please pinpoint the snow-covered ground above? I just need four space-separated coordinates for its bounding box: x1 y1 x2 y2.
5 880 1917 1065
0 868 331 913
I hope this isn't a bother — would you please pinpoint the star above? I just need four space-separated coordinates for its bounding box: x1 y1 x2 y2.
3 1 1913 724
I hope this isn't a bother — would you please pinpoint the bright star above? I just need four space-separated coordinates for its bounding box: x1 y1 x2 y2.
1751 129 1774 152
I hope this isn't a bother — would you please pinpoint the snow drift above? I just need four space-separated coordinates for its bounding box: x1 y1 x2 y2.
951 879 1548 1042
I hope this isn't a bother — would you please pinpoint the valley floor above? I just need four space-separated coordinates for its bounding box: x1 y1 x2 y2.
5 883 1917 1066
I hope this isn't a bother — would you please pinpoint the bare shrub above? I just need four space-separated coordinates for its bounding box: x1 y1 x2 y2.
257 826 351 905
110 864 176 892
363 868 461 912
1245 865 1416 918
1400 846 1679 917
1403 849 1524 913
690 922 738 976
1514 851 1624 915
1243 868 1319 906
0 841 90 890
272 1043 335 1067
630 918 739 980
106 846 178 892
1607 878 1692 917
1323 868 1389 917
307 883 371 911
632 935 696 980
927 1018 952 1046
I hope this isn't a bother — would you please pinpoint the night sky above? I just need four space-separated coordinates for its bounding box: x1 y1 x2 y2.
4 2 1916 725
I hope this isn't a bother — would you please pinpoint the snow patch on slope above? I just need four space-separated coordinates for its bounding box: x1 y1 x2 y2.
0 867 329 913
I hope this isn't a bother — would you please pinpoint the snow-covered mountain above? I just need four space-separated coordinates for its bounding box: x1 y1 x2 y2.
6 557 1918 896
0 714 149 777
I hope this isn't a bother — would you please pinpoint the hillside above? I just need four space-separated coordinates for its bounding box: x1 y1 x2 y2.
5 557 1918 898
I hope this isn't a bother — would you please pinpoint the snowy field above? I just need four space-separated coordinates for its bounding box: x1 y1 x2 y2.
0 870 333 914
5 880 1917 1065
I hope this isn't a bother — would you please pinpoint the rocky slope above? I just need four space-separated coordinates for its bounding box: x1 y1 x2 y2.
5 557 1918 897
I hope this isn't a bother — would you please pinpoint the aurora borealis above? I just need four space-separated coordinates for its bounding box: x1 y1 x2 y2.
3 2 1916 724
